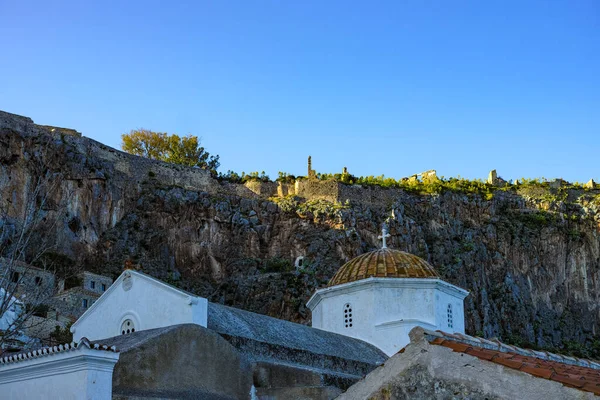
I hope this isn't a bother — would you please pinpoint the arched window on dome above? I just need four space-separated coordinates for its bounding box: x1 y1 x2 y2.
344 303 353 328
121 319 136 335
447 304 453 330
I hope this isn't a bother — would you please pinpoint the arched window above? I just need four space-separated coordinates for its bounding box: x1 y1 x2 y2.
447 304 453 329
344 303 353 328
121 319 136 335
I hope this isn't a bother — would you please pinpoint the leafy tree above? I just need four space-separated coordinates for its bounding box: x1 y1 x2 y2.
121 129 220 172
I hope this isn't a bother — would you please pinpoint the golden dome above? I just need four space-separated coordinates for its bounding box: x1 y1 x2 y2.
328 248 440 287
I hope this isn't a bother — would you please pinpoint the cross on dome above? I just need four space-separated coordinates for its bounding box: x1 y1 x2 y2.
378 225 391 249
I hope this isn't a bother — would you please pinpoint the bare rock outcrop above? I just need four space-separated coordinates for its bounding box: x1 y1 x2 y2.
2 110 600 357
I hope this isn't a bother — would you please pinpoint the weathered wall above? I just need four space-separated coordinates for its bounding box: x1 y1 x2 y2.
295 179 339 203
50 287 100 318
244 180 278 197
79 271 112 295
108 324 253 400
338 328 595 400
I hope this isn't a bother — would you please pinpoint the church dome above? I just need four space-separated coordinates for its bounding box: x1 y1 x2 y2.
328 248 440 287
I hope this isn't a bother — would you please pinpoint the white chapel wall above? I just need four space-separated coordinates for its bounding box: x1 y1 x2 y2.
309 278 468 356
312 286 375 343
72 271 208 342
0 344 119 400
435 289 466 334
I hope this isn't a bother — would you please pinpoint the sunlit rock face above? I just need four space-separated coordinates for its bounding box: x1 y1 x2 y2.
2 110 600 355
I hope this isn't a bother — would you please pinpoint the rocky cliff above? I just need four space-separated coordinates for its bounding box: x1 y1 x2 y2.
2 110 600 357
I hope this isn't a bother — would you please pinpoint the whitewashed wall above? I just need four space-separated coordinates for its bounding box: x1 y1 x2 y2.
308 278 468 355
0 342 119 400
71 270 207 342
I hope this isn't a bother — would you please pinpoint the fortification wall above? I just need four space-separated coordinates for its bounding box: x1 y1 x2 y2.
244 180 278 197
295 179 339 203
68 134 220 193
277 182 295 197
0 110 404 206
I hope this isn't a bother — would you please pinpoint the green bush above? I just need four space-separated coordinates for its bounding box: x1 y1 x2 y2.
260 257 293 273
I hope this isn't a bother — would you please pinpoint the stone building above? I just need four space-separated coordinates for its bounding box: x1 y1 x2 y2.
0 261 113 344
52 272 113 319
0 259 56 300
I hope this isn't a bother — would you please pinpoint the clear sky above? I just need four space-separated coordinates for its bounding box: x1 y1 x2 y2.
1 1 598 182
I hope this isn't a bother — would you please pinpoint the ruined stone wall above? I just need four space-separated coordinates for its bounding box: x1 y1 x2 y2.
243 180 278 197
277 182 295 197
295 179 339 203
66 133 219 194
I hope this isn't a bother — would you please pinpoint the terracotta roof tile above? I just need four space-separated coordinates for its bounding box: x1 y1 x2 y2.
552 374 586 388
429 337 446 346
582 382 600 395
492 357 524 369
441 341 471 353
465 348 497 361
520 366 554 379
423 328 600 396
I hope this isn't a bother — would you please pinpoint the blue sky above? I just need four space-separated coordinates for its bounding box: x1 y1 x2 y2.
1 1 598 182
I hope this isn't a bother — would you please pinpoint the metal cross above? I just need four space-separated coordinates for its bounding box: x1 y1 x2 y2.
378 226 391 249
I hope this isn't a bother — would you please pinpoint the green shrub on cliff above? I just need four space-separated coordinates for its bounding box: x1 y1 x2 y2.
218 170 270 183
122 129 220 173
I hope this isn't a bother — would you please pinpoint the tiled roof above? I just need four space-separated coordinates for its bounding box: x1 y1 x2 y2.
328 249 439 287
424 329 600 396
0 337 118 366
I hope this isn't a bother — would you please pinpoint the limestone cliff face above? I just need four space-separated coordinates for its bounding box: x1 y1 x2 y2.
2 111 600 355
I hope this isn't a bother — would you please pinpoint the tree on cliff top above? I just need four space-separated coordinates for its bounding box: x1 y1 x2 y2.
121 130 220 173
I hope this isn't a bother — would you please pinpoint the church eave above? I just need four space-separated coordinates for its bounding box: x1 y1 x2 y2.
307 277 469 310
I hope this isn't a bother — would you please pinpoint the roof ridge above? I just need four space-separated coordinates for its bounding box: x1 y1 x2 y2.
0 337 118 366
424 329 600 370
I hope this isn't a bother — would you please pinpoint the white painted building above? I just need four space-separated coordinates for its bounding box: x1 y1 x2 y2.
0 338 119 400
71 270 207 342
308 230 469 356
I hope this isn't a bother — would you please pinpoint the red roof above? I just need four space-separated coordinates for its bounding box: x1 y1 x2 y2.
427 330 600 396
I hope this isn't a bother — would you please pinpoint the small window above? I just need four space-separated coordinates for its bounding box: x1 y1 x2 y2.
344 303 353 328
121 319 135 335
35 276 42 286
90 281 96 289
447 304 453 329
11 271 19 283
82 299 88 308
101 283 106 292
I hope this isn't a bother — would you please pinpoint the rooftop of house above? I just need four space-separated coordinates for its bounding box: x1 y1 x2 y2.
422 329 600 396
79 271 113 280
53 287 102 298
207 302 387 366
0 337 117 366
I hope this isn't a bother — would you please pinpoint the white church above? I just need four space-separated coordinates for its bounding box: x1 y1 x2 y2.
0 228 469 399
